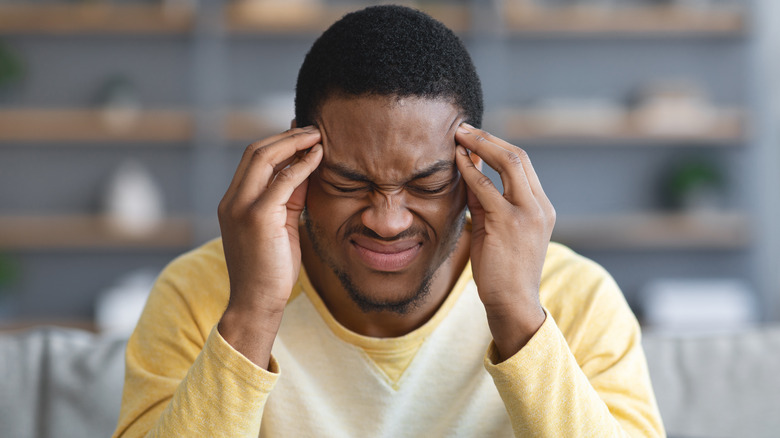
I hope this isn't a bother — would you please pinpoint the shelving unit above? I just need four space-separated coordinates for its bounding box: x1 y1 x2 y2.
0 0 770 320
495 108 745 146
225 2 471 34
0 215 192 250
0 3 194 35
502 4 745 36
0 109 193 143
0 107 744 146
224 110 278 142
552 211 750 251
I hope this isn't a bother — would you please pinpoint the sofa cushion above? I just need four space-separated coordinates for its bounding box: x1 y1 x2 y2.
2 325 779 437
0 327 126 438
643 326 780 438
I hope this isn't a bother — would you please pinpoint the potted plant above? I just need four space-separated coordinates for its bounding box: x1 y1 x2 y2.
0 39 25 98
0 254 21 319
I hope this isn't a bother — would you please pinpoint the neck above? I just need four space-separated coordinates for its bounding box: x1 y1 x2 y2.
300 227 471 338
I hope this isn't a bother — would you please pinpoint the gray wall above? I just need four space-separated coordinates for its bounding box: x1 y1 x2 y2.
0 0 773 321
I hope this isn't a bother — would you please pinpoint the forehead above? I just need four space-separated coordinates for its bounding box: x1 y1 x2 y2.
316 95 463 181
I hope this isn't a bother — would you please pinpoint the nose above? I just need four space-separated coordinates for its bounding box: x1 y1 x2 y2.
361 190 414 239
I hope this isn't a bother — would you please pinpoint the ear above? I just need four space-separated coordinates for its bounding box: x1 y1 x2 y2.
290 118 297 129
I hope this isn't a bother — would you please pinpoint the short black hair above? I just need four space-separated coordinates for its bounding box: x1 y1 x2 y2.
295 5 483 128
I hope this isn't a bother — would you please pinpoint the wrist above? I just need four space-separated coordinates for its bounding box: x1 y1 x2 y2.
218 305 285 370
220 304 284 337
485 300 546 362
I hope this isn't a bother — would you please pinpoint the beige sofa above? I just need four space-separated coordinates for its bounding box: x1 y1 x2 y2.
1 325 779 437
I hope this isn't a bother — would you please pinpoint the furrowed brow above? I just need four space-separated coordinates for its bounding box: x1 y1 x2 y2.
321 162 370 182
321 159 454 184
409 160 455 181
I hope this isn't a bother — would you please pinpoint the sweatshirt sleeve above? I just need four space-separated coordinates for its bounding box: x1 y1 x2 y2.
484 245 665 437
113 240 281 437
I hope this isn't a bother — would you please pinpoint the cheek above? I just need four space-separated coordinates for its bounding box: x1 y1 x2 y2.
437 180 468 221
413 189 467 235
305 178 362 230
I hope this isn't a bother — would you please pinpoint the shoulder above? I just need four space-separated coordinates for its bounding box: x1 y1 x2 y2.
540 242 638 349
160 237 228 286
141 238 230 339
540 242 615 299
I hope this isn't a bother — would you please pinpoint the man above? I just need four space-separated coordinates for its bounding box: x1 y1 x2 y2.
114 6 664 437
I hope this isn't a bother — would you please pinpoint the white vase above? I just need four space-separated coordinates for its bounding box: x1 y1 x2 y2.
103 160 164 238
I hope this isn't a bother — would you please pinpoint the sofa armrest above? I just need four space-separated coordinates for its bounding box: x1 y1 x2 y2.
0 327 127 438
643 326 780 438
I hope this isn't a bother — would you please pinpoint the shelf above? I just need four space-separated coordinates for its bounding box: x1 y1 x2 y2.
0 215 193 250
0 109 193 143
0 3 194 35
0 319 98 333
224 110 280 142
552 211 750 251
226 2 470 34
496 108 745 146
503 5 745 36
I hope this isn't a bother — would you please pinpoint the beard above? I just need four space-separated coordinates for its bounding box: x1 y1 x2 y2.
303 208 466 315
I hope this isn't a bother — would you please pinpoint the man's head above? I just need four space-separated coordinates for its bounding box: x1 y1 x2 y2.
294 5 483 128
297 6 482 316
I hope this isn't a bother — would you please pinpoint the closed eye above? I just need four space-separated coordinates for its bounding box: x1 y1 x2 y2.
408 172 459 196
408 184 450 195
329 183 370 193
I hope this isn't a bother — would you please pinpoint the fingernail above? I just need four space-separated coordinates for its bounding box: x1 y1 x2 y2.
456 145 468 155
311 143 322 152
303 125 317 131
462 122 475 129
458 125 470 135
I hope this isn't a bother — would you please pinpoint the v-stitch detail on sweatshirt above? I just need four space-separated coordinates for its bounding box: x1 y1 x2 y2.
296 262 474 389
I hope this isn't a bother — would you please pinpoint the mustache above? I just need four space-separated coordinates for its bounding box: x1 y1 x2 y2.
343 223 430 243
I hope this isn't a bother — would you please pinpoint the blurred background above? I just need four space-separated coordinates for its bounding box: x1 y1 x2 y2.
0 0 777 335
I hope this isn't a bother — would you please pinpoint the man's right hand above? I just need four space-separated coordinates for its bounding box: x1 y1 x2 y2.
217 126 323 369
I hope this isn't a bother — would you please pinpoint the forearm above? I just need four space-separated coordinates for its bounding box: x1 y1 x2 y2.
115 326 279 438
485 313 664 438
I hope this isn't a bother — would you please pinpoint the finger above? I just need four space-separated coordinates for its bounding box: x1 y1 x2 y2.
465 125 546 200
454 144 506 213
455 124 534 206
233 129 322 206
225 126 320 198
463 126 550 208
258 143 324 210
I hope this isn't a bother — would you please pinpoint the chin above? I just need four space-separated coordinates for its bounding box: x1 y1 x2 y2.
337 264 437 315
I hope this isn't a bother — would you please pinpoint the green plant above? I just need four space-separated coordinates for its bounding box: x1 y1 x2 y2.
0 253 21 292
662 159 725 210
0 39 25 91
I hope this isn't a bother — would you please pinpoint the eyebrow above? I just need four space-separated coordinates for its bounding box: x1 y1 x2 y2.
321 160 455 184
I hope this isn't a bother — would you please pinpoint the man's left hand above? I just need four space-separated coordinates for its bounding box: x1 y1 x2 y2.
454 123 555 362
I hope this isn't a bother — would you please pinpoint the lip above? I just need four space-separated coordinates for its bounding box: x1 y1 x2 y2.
350 236 422 272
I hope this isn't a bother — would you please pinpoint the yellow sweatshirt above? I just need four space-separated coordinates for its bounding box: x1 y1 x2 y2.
114 239 664 437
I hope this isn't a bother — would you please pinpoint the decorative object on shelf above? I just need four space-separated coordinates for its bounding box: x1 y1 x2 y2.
0 253 21 320
230 0 323 30
661 158 726 213
535 0 618 11
162 0 197 17
93 74 142 133
673 0 742 12
0 39 25 98
94 268 157 334
630 80 716 136
102 160 165 238
640 277 758 334
527 97 625 135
